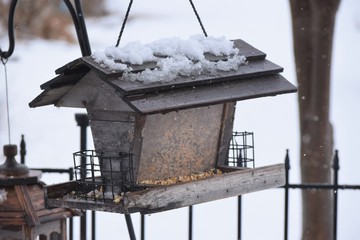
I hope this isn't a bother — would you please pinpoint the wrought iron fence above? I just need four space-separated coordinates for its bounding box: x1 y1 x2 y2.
19 113 360 240
282 149 360 240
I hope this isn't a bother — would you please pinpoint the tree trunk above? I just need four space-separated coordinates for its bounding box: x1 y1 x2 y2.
289 0 340 239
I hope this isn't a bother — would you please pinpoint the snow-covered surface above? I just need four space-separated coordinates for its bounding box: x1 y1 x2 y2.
92 35 246 83
0 0 359 239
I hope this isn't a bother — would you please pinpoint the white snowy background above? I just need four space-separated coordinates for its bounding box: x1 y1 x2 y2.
1 0 359 239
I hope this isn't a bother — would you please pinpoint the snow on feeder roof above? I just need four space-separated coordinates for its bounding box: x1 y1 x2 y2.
92 35 246 83
29 36 296 214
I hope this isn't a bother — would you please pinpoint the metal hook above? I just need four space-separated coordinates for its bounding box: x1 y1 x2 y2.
63 0 92 56
0 0 18 61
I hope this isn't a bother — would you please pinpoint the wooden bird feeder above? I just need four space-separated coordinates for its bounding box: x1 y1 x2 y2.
0 145 78 240
29 39 296 214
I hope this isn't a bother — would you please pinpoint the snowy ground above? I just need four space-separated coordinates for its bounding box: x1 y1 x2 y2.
1 0 359 239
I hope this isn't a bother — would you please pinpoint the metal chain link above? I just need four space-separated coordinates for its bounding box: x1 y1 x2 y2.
189 0 208 37
115 0 209 47
115 0 134 47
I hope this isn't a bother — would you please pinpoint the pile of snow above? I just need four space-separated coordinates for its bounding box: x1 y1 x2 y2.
92 35 246 84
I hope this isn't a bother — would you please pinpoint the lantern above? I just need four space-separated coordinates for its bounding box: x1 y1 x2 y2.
0 145 77 240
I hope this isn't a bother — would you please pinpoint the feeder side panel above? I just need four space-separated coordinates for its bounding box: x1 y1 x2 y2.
87 110 137 190
137 104 224 182
132 114 146 183
88 120 135 154
216 102 236 166
87 110 136 153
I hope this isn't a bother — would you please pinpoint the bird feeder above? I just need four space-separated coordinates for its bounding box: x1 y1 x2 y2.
0 144 77 240
29 38 296 214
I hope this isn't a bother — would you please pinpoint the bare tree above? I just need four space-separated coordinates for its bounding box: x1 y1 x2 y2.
289 0 340 239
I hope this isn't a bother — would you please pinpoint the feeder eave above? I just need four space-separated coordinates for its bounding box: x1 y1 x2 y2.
123 74 297 115
29 84 74 108
29 60 90 108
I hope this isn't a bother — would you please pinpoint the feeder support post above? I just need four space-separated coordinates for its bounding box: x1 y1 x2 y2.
75 113 89 240
75 113 89 178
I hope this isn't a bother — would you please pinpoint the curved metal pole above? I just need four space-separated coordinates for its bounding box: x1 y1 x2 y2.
63 0 91 56
0 0 18 60
74 0 91 55
1 0 91 60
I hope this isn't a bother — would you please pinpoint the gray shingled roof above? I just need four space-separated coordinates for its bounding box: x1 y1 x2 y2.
29 39 296 114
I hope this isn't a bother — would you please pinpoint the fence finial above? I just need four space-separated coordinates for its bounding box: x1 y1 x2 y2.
332 149 339 171
285 149 290 170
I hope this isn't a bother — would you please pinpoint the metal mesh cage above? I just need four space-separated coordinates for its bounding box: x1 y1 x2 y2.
227 131 255 168
72 150 135 202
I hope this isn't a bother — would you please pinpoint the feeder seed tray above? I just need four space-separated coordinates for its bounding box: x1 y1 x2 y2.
45 164 284 214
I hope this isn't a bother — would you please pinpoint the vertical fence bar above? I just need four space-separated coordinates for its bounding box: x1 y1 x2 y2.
237 196 242 240
92 211 96 240
284 150 290 240
141 214 145 240
189 206 193 240
75 113 90 240
333 150 339 240
69 167 74 240
125 214 137 240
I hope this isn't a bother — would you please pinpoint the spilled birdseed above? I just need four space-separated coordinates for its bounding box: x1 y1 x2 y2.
138 168 223 186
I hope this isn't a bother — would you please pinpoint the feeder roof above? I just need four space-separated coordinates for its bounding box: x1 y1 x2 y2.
29 39 297 114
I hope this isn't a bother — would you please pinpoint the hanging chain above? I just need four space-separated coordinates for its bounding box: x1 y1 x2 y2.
1 58 12 144
115 0 208 47
189 0 208 37
115 0 133 47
